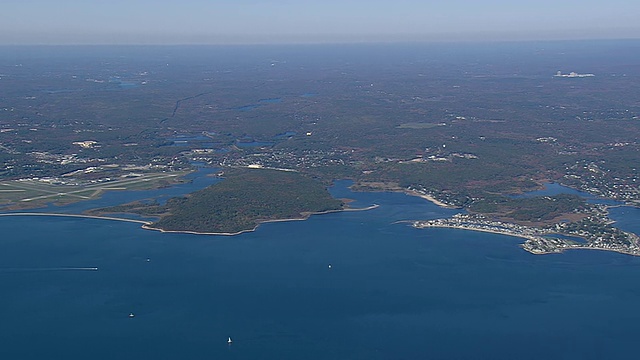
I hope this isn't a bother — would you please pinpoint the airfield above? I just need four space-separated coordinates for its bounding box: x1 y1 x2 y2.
0 172 188 209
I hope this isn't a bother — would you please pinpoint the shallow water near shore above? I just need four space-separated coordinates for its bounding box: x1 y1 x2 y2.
1 179 640 359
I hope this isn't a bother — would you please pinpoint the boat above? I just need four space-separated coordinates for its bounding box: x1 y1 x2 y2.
227 337 233 344
128 313 135 318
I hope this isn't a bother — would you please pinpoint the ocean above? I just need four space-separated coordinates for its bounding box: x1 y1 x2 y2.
1 179 640 360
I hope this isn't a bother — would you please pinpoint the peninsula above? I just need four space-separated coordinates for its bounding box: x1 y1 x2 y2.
88 168 344 234
414 212 640 256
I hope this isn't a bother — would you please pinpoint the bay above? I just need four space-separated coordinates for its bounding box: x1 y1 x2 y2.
1 180 640 359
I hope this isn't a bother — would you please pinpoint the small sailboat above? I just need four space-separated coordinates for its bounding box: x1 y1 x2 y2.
227 337 233 344
128 312 135 318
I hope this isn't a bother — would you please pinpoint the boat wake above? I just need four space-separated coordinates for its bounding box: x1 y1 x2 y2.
0 267 98 272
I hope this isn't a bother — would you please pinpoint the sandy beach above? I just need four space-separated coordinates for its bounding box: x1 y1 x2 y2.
0 212 150 225
404 190 455 208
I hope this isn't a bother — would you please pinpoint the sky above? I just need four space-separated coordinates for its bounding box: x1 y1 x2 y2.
2 0 640 45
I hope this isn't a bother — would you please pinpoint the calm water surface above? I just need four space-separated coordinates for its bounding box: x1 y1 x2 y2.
1 180 640 360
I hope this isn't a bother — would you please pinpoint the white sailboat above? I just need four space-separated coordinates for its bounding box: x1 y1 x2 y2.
227 336 232 344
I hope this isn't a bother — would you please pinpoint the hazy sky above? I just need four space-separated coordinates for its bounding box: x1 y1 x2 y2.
2 0 640 44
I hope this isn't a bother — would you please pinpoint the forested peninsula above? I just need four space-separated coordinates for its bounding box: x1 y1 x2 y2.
89 168 344 234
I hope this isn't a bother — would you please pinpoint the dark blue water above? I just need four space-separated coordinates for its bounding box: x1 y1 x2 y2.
544 233 587 244
235 104 261 112
234 98 282 112
117 81 138 89
274 131 296 139
514 183 622 205
608 206 640 235
108 77 139 89
1 177 640 359
168 135 211 142
259 98 282 104
513 183 589 198
43 88 84 94
235 141 274 148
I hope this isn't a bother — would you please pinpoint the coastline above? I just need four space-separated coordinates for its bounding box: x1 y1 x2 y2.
3 198 638 257
402 181 640 257
415 222 640 257
0 203 380 237
142 204 380 236
0 212 151 225
348 181 457 209
415 223 540 242
404 189 457 208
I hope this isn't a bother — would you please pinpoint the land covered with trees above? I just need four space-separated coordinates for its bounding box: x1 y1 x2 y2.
0 42 638 246
90 168 343 234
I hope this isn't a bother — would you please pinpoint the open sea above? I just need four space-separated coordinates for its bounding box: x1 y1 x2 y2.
1 176 640 360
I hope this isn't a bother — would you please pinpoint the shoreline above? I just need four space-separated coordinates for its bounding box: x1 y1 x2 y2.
0 212 151 225
415 223 540 242
546 245 640 257
415 222 640 257
403 189 458 209
142 203 380 236
0 204 381 237
3 202 638 256
348 182 457 209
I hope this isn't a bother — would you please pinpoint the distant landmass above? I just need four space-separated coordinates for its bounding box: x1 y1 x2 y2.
0 42 638 254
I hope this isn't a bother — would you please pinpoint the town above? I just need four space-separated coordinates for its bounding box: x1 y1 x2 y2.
414 213 640 256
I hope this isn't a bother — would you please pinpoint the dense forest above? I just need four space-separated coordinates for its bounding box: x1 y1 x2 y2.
91 168 343 234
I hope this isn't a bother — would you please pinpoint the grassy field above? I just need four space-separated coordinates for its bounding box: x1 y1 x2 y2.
0 172 189 209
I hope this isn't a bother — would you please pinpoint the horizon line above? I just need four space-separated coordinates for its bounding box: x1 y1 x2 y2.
1 36 640 47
